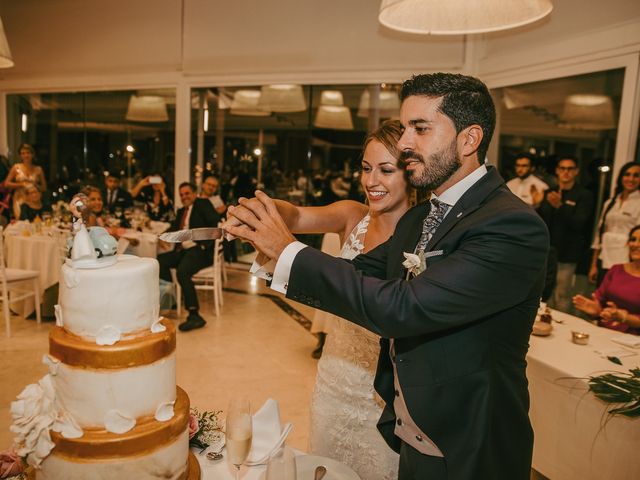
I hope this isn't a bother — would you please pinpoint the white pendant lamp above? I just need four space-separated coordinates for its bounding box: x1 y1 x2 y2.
0 17 14 68
357 90 400 118
258 84 307 112
125 96 169 122
314 89 353 130
230 90 271 117
561 94 615 130
378 0 553 35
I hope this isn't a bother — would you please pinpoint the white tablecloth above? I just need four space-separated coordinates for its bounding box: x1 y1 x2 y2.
528 309 640 479
4 232 65 316
120 231 159 258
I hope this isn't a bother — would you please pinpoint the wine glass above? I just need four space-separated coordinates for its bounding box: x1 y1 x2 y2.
226 398 252 480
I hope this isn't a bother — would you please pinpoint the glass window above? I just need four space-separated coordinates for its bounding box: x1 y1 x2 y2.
5 89 176 204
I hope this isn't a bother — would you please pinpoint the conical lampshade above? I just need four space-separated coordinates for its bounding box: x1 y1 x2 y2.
561 94 616 130
357 90 400 118
314 105 353 130
126 96 169 122
230 90 271 117
378 0 553 35
320 90 344 106
0 17 14 68
258 84 307 112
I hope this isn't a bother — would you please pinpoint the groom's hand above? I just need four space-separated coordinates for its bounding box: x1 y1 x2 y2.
226 190 296 260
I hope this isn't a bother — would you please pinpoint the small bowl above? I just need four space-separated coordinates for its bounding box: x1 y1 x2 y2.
571 331 590 345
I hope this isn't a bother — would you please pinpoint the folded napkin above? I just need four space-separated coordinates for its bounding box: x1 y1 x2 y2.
245 398 292 466
612 336 640 349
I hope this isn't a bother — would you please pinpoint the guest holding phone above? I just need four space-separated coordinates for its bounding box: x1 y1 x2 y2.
131 174 175 222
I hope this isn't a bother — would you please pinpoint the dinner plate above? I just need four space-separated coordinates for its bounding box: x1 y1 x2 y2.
295 455 361 480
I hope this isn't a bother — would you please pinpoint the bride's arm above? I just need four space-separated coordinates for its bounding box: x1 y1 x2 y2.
276 199 367 237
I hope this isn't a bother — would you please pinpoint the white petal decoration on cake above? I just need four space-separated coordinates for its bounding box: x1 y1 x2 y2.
104 410 136 434
42 354 60 376
95 325 122 346
151 318 167 333
154 401 175 422
9 375 58 467
52 410 83 439
54 304 64 327
62 267 78 288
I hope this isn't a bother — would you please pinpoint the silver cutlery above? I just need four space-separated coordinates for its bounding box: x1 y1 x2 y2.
159 227 225 243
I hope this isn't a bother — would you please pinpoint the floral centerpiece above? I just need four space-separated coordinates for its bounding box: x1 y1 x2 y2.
0 449 25 480
188 408 224 451
588 367 640 417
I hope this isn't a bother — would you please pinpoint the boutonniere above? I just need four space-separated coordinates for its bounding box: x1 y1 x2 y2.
403 251 426 279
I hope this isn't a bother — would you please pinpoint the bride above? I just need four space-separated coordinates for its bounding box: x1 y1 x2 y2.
264 120 411 479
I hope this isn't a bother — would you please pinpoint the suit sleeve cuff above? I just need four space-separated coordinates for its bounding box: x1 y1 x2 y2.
270 241 308 294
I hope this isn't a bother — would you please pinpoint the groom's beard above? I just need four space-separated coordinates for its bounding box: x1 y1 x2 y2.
400 139 461 191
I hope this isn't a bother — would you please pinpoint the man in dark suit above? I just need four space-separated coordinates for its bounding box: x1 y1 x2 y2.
227 73 549 479
158 182 220 331
102 172 133 215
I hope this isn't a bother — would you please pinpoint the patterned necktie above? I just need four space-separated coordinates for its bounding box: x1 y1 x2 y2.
415 197 450 254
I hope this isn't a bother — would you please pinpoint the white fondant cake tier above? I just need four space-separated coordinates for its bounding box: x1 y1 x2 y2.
59 254 160 339
50 354 176 429
36 429 189 480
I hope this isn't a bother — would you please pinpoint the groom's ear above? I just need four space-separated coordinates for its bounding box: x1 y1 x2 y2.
459 125 483 159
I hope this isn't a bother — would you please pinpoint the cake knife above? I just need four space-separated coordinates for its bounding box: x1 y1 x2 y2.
158 227 225 243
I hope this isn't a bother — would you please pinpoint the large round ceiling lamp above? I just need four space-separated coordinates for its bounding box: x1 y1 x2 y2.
378 0 553 35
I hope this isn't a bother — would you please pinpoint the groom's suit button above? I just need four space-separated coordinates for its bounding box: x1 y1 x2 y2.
416 435 423 442
396 419 403 426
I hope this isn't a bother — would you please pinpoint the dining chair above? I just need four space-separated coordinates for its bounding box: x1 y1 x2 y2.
0 226 42 337
172 237 224 318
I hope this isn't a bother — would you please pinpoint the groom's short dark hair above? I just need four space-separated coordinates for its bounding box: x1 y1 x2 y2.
401 73 496 162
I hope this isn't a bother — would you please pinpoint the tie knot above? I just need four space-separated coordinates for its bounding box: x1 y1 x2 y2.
430 197 449 214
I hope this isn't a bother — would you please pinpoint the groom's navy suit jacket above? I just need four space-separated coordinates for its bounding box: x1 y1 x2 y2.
287 167 549 479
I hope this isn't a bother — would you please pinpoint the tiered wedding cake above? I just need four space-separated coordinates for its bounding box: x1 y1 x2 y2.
10 217 199 479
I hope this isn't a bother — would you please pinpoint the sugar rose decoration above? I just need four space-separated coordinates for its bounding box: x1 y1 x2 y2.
10 375 81 468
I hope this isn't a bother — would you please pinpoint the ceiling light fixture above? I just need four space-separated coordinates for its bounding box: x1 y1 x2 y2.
378 0 553 35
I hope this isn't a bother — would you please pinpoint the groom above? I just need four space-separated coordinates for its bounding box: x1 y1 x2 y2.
226 73 549 480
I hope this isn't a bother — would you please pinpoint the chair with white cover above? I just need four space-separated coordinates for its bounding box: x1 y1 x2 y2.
172 238 224 317
0 226 42 337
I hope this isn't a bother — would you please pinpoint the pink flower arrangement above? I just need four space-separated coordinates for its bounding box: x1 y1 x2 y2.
0 449 23 479
188 413 200 439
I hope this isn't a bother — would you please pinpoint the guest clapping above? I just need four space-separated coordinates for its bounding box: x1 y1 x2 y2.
19 185 51 222
573 225 640 334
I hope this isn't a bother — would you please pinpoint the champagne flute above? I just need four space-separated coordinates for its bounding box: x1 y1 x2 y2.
226 398 252 480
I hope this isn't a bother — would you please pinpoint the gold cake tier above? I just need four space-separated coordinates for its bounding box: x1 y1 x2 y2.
49 318 175 369
50 386 189 459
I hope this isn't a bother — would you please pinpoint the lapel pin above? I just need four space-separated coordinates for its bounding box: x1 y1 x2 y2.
456 212 463 218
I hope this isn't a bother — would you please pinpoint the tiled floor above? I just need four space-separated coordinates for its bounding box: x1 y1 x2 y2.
0 265 319 452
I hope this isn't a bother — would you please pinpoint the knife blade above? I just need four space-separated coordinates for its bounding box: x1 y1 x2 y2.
159 227 224 243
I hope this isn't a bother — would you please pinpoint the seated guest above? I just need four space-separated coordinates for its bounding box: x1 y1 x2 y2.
131 174 175 222
101 171 133 215
200 174 227 215
82 186 106 227
19 185 51 221
573 225 640 334
157 182 221 332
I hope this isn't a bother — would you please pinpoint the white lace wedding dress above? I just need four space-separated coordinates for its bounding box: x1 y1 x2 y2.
309 214 399 480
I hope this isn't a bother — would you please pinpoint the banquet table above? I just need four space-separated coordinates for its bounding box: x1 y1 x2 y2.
528 309 640 480
4 230 67 317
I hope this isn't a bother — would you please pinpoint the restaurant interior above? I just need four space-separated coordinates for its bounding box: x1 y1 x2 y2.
0 1 639 479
